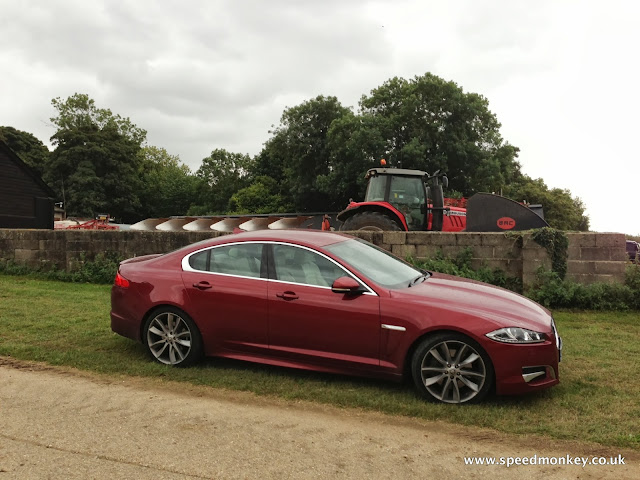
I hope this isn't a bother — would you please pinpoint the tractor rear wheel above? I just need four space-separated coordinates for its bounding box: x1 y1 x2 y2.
341 211 402 231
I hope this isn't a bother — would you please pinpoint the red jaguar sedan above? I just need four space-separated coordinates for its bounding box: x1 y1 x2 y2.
111 230 562 404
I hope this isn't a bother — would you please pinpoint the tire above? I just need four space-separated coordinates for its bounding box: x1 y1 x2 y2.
410 333 494 404
341 211 402 231
143 307 203 367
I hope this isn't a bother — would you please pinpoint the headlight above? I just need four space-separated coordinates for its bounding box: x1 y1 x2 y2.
486 327 545 344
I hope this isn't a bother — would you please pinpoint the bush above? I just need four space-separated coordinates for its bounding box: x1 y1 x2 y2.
412 249 640 310
0 252 125 284
411 248 523 293
525 266 640 311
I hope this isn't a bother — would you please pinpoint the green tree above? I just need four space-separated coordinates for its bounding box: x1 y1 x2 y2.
0 126 50 177
255 95 351 211
46 94 147 222
137 146 199 218
228 176 292 214
192 149 253 214
504 175 589 231
318 112 389 209
357 73 521 195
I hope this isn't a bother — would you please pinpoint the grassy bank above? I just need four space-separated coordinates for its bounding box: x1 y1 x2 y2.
0 274 638 449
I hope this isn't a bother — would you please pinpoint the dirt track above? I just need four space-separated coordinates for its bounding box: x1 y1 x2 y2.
0 357 637 479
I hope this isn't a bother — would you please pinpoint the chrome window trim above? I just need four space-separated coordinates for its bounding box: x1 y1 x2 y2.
181 240 378 296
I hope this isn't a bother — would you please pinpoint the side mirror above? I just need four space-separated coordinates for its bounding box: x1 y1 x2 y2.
331 276 363 295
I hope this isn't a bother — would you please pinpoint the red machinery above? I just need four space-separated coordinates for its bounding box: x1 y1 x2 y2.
64 214 119 230
129 165 548 233
337 166 548 232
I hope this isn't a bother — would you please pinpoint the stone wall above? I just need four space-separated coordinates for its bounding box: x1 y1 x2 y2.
0 229 628 287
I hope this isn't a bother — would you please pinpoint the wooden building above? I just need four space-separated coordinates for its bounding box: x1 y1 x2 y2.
0 140 55 229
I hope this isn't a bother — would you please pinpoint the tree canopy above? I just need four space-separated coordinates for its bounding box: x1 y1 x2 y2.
3 74 590 230
46 94 147 222
0 126 50 177
191 149 254 215
137 146 198 219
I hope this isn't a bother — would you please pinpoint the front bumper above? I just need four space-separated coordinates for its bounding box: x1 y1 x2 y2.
487 337 561 396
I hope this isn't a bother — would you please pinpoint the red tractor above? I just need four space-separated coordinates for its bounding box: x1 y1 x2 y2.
337 167 548 232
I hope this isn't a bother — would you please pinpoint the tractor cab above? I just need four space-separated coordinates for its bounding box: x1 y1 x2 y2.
364 168 430 231
337 167 460 232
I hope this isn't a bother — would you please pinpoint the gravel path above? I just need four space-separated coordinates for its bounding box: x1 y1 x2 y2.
0 357 637 479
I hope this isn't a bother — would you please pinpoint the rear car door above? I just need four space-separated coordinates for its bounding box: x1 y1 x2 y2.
181 242 269 356
266 243 381 373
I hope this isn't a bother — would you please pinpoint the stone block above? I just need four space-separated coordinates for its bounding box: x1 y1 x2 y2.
522 248 550 262
407 233 432 245
416 245 441 258
455 233 484 246
567 246 581 261
369 232 385 246
352 231 374 243
471 246 495 259
14 249 40 266
481 233 512 247
594 261 626 275
428 232 457 246
391 244 416 259
439 245 462 258
376 243 391 253
595 233 625 248
567 261 596 275
38 249 67 267
609 248 628 262
382 231 406 245
494 244 522 259
581 247 615 262
523 259 551 274
567 233 597 248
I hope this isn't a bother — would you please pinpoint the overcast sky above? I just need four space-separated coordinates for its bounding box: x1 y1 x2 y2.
1 0 638 234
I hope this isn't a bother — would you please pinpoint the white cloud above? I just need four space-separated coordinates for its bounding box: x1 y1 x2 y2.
1 0 639 234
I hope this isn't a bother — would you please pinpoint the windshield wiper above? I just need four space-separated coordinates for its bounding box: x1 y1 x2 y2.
408 272 430 287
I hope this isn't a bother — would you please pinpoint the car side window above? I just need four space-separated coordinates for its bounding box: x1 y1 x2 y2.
272 245 347 287
188 244 263 278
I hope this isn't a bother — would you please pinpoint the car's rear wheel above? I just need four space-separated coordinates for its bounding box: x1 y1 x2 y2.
411 333 493 404
143 307 203 367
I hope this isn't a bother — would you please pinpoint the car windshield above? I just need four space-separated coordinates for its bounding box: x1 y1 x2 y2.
326 238 426 289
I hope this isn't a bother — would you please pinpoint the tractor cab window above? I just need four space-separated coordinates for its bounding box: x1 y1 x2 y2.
365 175 387 202
388 176 426 230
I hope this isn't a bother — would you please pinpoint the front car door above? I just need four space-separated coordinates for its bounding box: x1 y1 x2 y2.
181 242 269 356
266 243 381 374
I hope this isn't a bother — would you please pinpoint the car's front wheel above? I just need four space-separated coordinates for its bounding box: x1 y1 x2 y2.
411 333 493 404
143 307 203 366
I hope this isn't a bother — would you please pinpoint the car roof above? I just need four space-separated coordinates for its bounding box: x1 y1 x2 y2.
207 229 353 248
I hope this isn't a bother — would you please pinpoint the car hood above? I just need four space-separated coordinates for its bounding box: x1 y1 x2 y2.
390 272 552 332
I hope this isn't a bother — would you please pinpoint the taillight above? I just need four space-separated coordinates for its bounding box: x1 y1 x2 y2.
114 272 130 288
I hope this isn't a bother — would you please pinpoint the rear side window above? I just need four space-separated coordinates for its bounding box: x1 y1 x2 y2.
187 244 263 278
189 250 209 270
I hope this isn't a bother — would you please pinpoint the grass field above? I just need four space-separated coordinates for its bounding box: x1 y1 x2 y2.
1 274 638 449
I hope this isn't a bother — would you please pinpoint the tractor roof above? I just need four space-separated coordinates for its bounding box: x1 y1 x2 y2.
365 168 428 179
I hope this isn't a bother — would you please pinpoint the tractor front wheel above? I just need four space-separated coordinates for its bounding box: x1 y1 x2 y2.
341 211 402 231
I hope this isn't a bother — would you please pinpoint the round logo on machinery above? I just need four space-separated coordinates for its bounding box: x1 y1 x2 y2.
497 217 516 230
